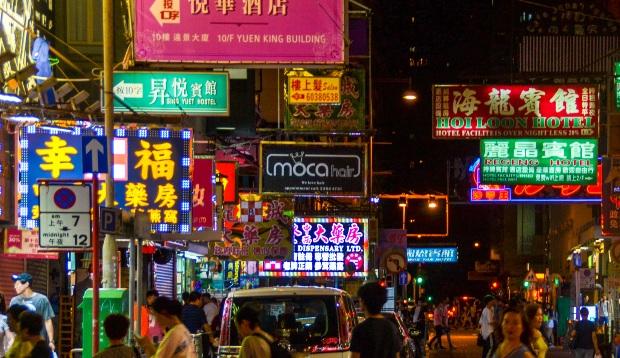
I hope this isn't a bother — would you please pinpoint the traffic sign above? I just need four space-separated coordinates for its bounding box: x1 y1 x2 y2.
399 271 409 286
82 136 108 174
100 207 122 235
39 183 92 249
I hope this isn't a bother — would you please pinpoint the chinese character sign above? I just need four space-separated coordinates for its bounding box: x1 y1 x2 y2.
480 138 598 185
602 157 620 236
433 85 598 139
406 247 458 263
135 0 345 64
18 127 192 233
259 218 369 277
285 69 366 131
211 197 293 261
2 228 58 259
109 71 229 115
469 157 602 203
192 159 214 229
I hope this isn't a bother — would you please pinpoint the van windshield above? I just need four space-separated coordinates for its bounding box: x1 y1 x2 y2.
228 295 339 349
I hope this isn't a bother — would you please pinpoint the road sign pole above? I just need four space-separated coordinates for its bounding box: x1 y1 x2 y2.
92 175 100 354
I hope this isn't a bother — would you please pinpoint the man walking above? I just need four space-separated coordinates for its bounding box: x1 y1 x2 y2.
479 295 495 358
597 295 610 327
350 281 402 358
571 307 601 358
9 272 55 352
428 302 445 350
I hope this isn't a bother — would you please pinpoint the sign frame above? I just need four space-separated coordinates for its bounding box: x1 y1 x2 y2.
480 138 598 185
107 71 230 116
134 0 346 64
432 84 599 139
406 246 458 263
259 141 368 197
38 181 92 250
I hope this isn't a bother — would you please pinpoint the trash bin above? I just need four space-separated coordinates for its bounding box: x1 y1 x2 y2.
78 288 129 357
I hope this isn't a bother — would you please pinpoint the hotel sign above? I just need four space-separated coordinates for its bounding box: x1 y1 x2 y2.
109 71 229 115
407 247 458 263
433 85 598 139
480 138 598 185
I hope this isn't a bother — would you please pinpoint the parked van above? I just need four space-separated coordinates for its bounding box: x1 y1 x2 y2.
217 286 358 358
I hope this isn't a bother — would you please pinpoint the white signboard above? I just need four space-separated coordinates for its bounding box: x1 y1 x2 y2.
39 184 92 249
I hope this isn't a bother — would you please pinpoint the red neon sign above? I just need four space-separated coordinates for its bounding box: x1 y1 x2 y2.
470 159 601 202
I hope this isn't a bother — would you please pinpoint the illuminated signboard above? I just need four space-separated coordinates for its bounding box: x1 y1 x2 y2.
192 158 214 229
109 71 229 116
215 161 237 203
602 157 620 236
260 141 367 196
407 247 458 263
285 69 366 131
18 126 192 233
480 138 598 185
259 217 369 277
134 0 345 64
469 158 602 203
432 84 598 139
288 76 341 104
211 197 293 261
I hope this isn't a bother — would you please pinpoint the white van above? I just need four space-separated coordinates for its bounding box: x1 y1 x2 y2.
217 286 358 358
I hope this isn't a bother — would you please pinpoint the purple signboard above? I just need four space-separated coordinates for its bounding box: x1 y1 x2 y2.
135 0 345 64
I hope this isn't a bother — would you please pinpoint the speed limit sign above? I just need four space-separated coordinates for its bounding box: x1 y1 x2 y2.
39 183 92 250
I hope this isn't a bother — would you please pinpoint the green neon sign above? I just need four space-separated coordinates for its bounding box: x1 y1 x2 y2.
480 138 597 185
615 62 620 111
107 71 229 116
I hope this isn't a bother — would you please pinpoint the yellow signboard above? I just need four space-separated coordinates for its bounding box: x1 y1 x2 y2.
288 77 341 104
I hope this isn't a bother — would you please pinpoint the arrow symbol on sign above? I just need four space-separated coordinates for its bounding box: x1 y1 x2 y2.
85 139 104 172
113 80 143 100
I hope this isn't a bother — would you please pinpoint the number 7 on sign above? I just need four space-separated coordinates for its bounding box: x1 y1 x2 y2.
72 215 80 226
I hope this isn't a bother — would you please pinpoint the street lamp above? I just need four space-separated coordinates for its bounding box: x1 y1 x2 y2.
399 195 407 230
427 195 437 209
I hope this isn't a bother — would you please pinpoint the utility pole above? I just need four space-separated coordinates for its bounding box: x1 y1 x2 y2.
102 0 117 289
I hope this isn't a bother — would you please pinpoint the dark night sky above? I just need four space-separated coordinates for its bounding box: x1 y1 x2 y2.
365 0 516 299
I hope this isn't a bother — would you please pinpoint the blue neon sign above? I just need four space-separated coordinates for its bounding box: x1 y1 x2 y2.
407 247 458 263
19 126 192 233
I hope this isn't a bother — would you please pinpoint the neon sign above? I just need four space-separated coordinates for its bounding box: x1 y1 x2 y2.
407 247 458 263
18 125 192 233
469 158 601 203
259 217 369 277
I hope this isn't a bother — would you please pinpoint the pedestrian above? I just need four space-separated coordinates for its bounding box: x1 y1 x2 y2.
492 308 535 358
428 302 445 349
524 303 547 358
16 311 52 358
350 281 402 358
570 307 601 358
142 290 163 345
135 296 197 358
182 292 190 306
182 292 210 334
94 314 138 358
480 295 496 358
9 273 55 352
4 304 29 358
0 294 9 358
234 304 273 358
597 295 610 328
442 298 455 350
202 294 218 328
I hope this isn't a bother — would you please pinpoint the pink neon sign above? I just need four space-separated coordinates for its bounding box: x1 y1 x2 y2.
135 0 345 64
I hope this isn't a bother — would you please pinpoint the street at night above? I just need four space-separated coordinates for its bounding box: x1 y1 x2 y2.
1 0 620 357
